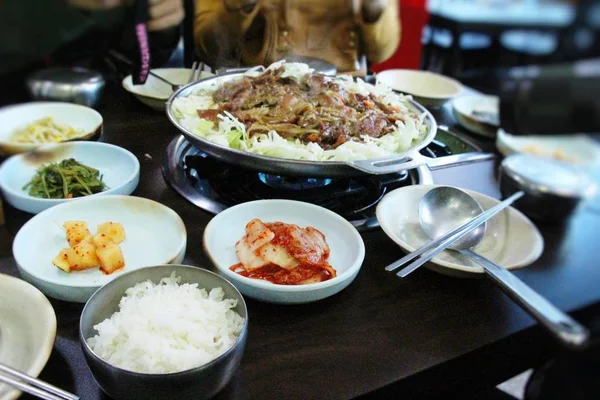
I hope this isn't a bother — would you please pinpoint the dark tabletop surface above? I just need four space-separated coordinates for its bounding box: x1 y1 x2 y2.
1 82 600 400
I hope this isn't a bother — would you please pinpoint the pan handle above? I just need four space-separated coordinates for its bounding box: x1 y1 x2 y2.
348 151 496 175
348 152 429 175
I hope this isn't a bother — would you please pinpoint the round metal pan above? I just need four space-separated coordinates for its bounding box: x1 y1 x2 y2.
166 71 459 178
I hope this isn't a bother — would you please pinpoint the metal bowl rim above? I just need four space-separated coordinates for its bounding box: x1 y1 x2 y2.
79 264 249 378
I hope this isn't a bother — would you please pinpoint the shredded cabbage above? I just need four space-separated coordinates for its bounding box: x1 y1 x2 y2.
171 62 428 162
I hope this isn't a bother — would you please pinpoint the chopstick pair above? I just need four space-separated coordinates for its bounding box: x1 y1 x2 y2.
0 362 79 400
386 191 525 277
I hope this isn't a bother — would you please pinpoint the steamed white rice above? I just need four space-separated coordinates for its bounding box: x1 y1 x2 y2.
86 272 245 374
171 61 428 162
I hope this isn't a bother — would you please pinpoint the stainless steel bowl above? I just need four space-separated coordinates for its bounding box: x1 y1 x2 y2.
26 67 105 107
80 265 248 400
499 154 597 222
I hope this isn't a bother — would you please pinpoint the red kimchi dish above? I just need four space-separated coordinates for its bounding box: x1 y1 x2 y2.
231 219 336 285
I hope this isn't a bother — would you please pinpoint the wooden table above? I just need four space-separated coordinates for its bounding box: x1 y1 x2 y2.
1 83 599 400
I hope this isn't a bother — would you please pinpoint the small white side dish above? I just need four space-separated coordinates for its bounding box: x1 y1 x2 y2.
497 129 600 169
0 274 57 400
0 102 103 156
377 185 544 278
376 69 463 107
13 195 187 302
0 142 140 214
203 200 365 304
122 69 214 110
452 95 499 137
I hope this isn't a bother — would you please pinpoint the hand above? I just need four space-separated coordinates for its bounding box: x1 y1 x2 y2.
67 0 130 10
360 0 387 23
224 0 258 12
148 0 184 31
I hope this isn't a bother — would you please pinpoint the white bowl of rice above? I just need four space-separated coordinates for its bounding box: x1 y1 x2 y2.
79 264 248 400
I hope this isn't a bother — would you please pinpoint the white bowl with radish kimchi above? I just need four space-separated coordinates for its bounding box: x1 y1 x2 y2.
203 200 365 304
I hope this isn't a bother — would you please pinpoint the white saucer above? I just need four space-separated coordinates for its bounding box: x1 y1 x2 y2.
452 95 499 138
122 68 214 111
13 195 187 302
0 142 140 214
496 129 600 169
203 200 365 304
376 185 544 277
0 102 103 156
0 274 57 400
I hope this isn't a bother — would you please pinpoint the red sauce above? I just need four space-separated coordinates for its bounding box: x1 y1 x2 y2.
229 263 334 285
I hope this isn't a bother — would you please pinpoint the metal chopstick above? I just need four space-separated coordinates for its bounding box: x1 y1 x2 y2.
385 191 524 274
0 363 79 400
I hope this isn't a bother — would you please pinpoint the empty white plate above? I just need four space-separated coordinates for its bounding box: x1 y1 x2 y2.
0 142 140 214
13 195 187 302
376 185 544 277
0 274 56 400
376 69 463 108
0 102 103 156
452 94 499 137
203 200 365 304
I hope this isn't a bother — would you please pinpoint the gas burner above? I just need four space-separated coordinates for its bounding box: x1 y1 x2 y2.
162 136 437 231
258 173 333 190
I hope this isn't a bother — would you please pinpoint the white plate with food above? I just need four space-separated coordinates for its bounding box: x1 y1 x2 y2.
0 274 57 400
0 102 103 156
13 195 187 302
377 185 544 277
496 129 600 168
203 199 365 304
376 69 463 108
123 68 214 111
0 142 140 214
452 94 499 138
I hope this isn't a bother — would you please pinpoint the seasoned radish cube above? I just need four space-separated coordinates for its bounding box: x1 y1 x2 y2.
96 242 125 275
52 249 71 273
63 221 91 247
66 242 100 271
96 222 126 244
80 234 94 246
93 233 111 247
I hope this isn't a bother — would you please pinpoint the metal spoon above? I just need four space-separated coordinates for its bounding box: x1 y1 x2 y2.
419 186 590 348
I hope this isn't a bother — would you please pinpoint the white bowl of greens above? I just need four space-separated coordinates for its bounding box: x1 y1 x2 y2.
0 142 140 214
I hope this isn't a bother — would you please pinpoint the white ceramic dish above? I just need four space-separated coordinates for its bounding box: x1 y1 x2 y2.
13 195 187 302
203 200 365 304
122 68 214 110
497 129 600 169
0 102 103 156
0 142 140 214
376 185 544 278
376 69 463 108
0 274 57 400
452 95 499 137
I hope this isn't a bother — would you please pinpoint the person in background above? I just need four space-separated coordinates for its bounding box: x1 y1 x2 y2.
194 0 400 75
0 0 184 84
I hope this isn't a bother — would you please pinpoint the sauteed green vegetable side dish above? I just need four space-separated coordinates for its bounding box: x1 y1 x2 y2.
23 158 107 199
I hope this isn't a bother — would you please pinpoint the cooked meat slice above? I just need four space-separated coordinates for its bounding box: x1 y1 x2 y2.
213 78 252 103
